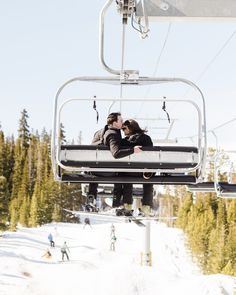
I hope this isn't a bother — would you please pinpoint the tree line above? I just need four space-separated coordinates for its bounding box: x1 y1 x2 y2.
0 109 82 231
0 109 235 275
169 149 236 276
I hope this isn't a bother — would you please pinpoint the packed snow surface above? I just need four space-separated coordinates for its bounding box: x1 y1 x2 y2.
0 221 235 295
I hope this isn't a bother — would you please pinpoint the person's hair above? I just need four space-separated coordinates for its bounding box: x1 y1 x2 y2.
107 112 121 125
123 119 146 134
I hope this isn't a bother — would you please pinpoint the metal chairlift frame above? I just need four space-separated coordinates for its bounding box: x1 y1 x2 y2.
188 150 236 196
214 151 236 199
133 117 178 144
51 0 207 184
187 142 218 193
51 78 207 184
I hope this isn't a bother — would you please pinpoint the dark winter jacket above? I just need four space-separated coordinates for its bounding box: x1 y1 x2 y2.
91 125 109 145
121 132 155 186
121 132 153 147
103 127 134 159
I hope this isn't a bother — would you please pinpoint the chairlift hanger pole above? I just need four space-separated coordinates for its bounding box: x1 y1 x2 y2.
99 0 139 79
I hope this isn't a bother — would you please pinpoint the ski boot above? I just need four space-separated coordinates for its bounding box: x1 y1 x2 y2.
85 195 99 212
139 205 150 217
115 207 125 216
115 206 133 217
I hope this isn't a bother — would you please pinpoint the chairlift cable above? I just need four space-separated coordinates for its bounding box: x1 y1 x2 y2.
135 22 172 118
145 22 172 97
151 23 172 77
182 30 236 99
211 117 236 132
177 117 236 147
194 30 236 84
167 29 236 119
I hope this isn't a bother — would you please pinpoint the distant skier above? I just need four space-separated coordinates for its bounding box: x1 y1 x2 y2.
61 241 70 261
54 226 59 237
110 223 115 237
48 233 55 247
42 248 52 259
83 217 92 229
110 233 117 251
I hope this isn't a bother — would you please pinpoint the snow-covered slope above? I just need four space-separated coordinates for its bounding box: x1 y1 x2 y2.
0 222 234 295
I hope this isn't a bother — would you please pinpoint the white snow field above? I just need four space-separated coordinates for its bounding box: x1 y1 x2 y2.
0 221 235 295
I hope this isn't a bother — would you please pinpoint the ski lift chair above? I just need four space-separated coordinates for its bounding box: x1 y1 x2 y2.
51 77 207 185
51 0 207 186
187 152 217 193
187 181 216 193
214 151 236 198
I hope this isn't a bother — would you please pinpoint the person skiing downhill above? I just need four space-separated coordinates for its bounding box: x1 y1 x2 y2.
42 248 52 259
110 223 115 236
48 233 55 247
61 241 70 261
110 233 117 251
83 217 92 229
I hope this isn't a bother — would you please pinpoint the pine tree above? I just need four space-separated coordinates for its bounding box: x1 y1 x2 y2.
37 140 55 225
221 260 235 276
18 109 30 149
176 192 193 230
18 159 30 226
52 204 61 222
44 162 64 220
227 200 236 225
9 198 18 231
40 127 50 144
0 128 5 176
10 110 31 228
207 224 227 273
29 182 40 227
186 194 216 268
223 224 236 276
0 176 8 228
4 136 15 194
27 134 38 196
19 195 30 227
9 139 23 228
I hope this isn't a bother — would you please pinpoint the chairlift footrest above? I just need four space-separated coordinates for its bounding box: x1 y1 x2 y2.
61 173 196 185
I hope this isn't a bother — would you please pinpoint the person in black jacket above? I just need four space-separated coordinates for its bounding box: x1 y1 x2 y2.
103 113 142 207
86 113 142 208
102 113 142 158
86 125 109 205
121 119 154 216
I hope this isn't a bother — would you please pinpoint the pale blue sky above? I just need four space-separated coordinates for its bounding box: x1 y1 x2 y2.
0 0 236 151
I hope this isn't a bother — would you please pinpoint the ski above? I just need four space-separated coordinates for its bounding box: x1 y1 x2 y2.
63 208 176 227
63 208 146 226
128 216 146 227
